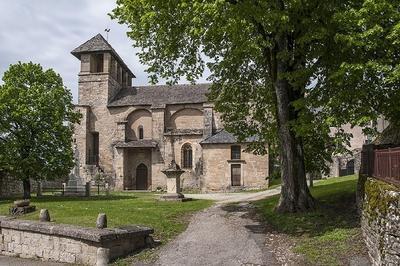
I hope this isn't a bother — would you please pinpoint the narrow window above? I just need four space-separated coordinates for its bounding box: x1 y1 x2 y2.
138 125 144 140
91 132 99 165
182 144 193 168
231 145 241 160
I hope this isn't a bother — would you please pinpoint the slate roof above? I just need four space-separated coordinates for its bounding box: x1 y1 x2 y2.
71 34 135 77
108 84 211 107
373 124 400 146
200 130 258 144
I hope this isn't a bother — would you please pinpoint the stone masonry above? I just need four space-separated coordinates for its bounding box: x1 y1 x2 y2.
0 215 153 265
361 178 400 265
72 33 269 192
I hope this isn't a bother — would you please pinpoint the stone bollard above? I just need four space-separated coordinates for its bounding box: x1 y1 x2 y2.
96 213 107 229
96 247 110 266
39 209 51 222
85 182 91 197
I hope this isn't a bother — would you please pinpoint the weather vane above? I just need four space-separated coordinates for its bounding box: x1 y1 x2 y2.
104 28 110 41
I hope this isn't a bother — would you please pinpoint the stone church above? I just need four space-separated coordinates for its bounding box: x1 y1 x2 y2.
72 34 269 192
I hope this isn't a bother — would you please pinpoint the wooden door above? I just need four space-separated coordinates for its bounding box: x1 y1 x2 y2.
136 164 148 190
231 164 241 186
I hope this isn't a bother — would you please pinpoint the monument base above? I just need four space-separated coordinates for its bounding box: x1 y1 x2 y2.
64 181 88 197
159 193 192 202
9 205 36 216
64 189 87 197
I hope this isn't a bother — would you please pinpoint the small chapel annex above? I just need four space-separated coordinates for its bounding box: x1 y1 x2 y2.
72 34 269 192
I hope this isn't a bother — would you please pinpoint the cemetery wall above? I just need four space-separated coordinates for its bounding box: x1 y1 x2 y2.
0 175 23 198
361 178 400 265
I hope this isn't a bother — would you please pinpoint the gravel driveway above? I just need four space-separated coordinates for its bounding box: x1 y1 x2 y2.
187 187 281 204
152 189 281 266
0 256 67 266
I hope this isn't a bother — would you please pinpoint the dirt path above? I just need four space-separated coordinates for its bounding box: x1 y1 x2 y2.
153 202 279 266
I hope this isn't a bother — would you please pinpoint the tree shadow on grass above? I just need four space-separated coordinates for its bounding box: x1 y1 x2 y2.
0 194 138 203
222 177 368 265
222 179 361 238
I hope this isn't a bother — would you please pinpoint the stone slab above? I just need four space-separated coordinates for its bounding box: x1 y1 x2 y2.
0 219 153 244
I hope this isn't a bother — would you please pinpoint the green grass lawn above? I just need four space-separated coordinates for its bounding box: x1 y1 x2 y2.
0 192 212 243
254 175 366 265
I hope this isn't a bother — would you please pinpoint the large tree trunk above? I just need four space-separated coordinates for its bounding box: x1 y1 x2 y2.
23 179 31 199
274 58 315 213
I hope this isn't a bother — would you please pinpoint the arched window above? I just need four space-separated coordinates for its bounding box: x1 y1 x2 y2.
182 144 193 169
138 125 144 140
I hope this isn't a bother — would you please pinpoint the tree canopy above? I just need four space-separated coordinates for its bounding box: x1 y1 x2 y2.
111 0 400 212
0 62 80 198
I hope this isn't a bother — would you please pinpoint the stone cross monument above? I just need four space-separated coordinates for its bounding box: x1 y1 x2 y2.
64 144 87 196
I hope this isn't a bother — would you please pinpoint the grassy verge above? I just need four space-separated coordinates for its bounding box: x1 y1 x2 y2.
0 192 212 245
254 175 367 265
268 177 282 190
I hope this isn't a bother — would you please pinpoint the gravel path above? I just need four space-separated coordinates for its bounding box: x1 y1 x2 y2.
153 201 279 266
187 187 281 204
0 256 66 266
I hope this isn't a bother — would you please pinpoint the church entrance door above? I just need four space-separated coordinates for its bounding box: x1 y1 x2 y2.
136 163 148 190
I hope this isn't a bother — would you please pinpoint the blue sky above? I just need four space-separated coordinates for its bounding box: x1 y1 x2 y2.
0 0 208 103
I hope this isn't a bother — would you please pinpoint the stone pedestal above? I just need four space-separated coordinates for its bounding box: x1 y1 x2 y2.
159 160 191 202
64 179 87 197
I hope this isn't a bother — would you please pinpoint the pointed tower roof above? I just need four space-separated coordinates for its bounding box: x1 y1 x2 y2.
71 34 135 77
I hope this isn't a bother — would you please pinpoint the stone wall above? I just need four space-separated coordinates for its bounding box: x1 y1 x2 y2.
0 176 42 198
0 216 153 265
361 178 400 265
202 144 269 191
0 175 23 198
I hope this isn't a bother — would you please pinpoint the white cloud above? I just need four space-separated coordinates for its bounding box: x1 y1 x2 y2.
0 0 209 103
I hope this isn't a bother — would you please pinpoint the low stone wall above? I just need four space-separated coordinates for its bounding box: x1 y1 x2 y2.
361 178 400 265
0 216 153 265
0 175 24 198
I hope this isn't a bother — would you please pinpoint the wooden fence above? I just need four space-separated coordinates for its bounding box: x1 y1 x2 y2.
361 144 400 186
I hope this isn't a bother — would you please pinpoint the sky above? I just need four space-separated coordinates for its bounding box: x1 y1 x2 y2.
0 0 209 103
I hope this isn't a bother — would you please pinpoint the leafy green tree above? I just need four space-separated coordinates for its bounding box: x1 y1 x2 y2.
111 0 400 212
0 62 80 198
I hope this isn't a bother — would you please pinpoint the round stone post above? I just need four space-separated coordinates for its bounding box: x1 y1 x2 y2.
39 209 51 222
96 247 110 266
96 213 107 229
